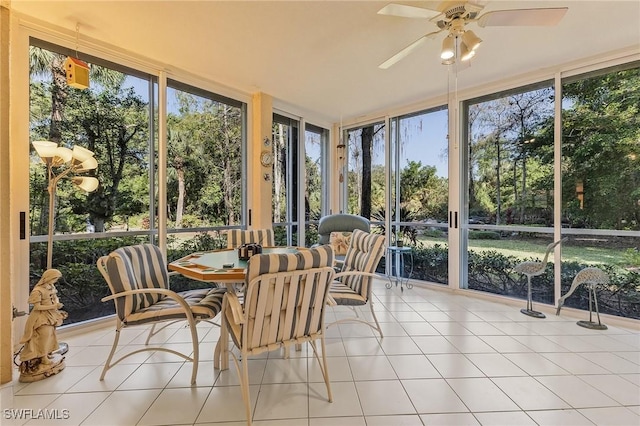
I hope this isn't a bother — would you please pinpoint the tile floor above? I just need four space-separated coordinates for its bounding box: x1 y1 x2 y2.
1 280 639 426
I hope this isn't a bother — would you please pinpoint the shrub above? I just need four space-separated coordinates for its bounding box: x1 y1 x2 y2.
469 230 501 240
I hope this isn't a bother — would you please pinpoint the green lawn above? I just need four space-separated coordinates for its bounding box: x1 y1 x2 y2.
415 236 633 267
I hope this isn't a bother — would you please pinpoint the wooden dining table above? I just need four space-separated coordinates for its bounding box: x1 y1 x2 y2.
168 246 300 284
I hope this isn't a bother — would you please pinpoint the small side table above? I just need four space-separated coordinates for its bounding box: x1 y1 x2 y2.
386 245 413 291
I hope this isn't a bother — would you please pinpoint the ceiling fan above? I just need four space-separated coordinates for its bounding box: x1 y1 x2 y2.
378 1 568 69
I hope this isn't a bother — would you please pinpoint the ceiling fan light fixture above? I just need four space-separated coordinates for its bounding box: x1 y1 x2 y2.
460 41 476 61
440 36 455 60
462 30 482 51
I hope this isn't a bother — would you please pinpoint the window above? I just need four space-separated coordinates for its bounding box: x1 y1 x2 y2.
346 122 386 224
560 64 640 319
29 41 156 324
165 80 245 256
304 123 328 246
391 107 449 284
464 83 556 302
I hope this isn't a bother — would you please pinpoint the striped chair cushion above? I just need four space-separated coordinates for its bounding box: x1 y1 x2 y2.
331 229 385 306
225 245 334 351
126 287 226 326
227 228 275 248
105 244 169 321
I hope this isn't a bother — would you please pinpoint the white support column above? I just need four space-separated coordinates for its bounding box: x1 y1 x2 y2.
157 71 167 258
553 72 563 307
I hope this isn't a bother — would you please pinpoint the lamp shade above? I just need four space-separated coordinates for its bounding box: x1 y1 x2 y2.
55 147 73 164
460 41 476 61
73 176 99 192
462 30 482 52
440 36 455 60
72 145 95 162
32 141 58 159
76 156 98 172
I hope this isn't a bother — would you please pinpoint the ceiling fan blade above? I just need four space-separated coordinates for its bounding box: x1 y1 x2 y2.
478 7 568 27
379 31 442 69
377 3 440 19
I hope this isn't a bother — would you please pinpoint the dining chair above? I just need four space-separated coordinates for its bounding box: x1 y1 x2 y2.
97 244 226 384
216 245 335 426
226 228 275 248
327 229 386 337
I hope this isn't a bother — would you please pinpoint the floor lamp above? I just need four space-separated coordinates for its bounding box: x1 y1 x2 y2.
31 141 99 355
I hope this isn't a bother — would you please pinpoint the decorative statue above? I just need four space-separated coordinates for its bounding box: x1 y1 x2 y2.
18 269 68 382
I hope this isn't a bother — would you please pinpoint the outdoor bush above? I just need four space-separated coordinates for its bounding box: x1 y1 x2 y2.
469 230 501 240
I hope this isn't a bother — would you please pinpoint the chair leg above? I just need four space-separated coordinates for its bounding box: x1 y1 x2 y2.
369 302 383 338
231 352 252 426
100 324 122 381
311 339 332 402
187 317 200 385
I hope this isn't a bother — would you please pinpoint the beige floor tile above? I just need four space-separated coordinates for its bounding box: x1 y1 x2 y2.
355 380 415 416
67 364 138 393
462 322 506 336
447 377 520 412
480 335 533 353
578 406 640 426
378 337 422 355
419 413 481 425
512 335 571 352
253 383 309 421
214 359 267 387
402 378 468 414
308 381 362 418
261 358 307 384
81 389 161 426
473 410 537 425
348 356 397 381
137 387 210 426
536 375 619 408
364 414 423 425
541 352 611 375
576 352 640 374
464 353 527 377
308 356 353 383
400 322 440 336
427 354 484 378
412 336 460 354
166 360 218 388
196 384 259 423
15 366 95 396
503 353 570 376
342 338 384 356
577 374 640 405
492 376 570 410
378 322 409 337
117 362 182 390
387 354 440 379
445 335 496 353
526 409 595 426
431 322 474 336
1 394 59 426
417 311 454 322
309 417 366 426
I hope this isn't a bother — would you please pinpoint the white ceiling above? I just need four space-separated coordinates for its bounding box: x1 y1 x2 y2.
11 0 640 124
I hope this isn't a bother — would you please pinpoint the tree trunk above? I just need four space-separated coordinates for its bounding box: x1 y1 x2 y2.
49 55 67 143
361 126 373 219
175 166 185 228
274 124 284 223
495 136 501 225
